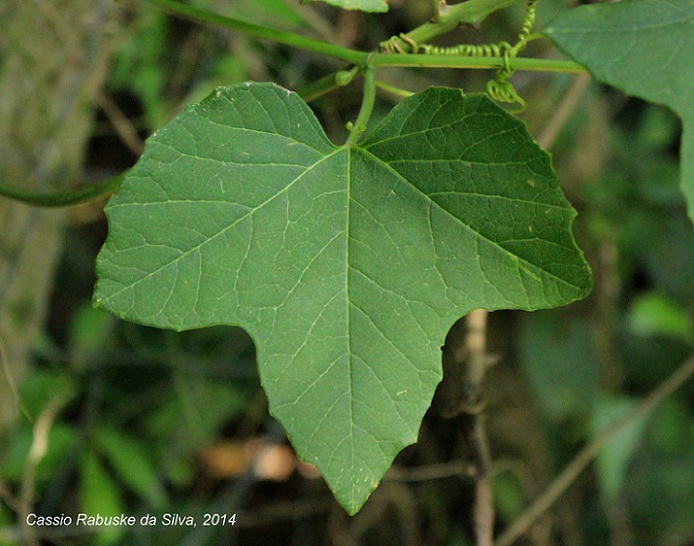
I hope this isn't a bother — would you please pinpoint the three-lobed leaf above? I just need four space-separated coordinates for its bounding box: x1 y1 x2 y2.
94 83 591 513
544 0 694 224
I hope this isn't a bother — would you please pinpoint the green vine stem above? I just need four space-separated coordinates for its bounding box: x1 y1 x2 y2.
345 66 377 147
375 80 415 98
0 0 586 208
145 0 366 65
148 0 584 106
146 0 585 74
297 55 582 104
297 73 344 102
392 0 520 54
370 54 583 72
0 174 123 207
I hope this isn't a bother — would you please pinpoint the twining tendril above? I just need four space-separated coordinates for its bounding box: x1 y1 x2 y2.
491 0 537 112
379 0 538 112
487 76 526 111
410 41 513 58
508 0 537 57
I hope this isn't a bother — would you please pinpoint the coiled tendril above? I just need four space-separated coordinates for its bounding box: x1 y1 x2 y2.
413 41 512 57
380 0 538 112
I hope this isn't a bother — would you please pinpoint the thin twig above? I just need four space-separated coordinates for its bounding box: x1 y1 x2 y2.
495 355 694 546
235 499 331 527
278 0 337 42
464 309 494 546
95 91 144 156
536 73 591 150
0 480 19 512
384 453 538 485
385 459 473 482
18 396 67 546
0 333 24 422
472 415 494 546
443 310 495 546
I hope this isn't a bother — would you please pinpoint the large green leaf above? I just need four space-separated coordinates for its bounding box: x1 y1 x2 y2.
94 83 591 513
544 0 694 224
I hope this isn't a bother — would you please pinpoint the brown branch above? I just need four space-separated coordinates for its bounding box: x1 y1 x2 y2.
536 73 591 151
441 309 495 546
471 413 494 546
235 499 331 528
95 91 144 157
384 459 473 482
495 355 694 546
0 480 19 512
277 0 337 42
463 309 494 546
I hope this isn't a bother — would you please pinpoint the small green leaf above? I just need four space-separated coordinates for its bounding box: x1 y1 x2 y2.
627 292 694 345
544 0 694 224
592 396 647 501
68 304 114 370
96 427 167 508
94 83 591 513
518 311 599 421
301 0 388 13
80 451 125 545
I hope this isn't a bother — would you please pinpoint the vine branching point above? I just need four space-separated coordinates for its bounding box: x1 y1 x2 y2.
382 0 521 55
433 0 448 22
382 0 540 111
335 65 361 86
345 65 377 146
0 0 585 209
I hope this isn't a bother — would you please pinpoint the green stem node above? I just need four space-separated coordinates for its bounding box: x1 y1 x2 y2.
345 67 377 147
335 65 360 86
